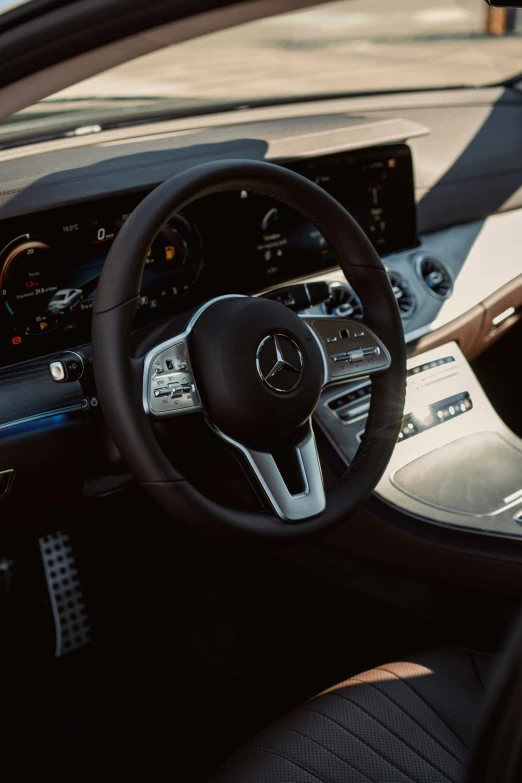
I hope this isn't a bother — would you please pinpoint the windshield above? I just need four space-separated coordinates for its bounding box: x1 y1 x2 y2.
0 0 30 11
5 0 522 136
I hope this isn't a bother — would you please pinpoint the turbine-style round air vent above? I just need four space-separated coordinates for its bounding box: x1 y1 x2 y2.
415 255 453 299
324 282 364 320
386 270 417 318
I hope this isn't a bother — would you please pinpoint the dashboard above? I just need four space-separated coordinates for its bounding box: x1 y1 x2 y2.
1 85 522 592
0 144 417 366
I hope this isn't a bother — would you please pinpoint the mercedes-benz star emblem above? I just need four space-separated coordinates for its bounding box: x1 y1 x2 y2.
256 334 304 393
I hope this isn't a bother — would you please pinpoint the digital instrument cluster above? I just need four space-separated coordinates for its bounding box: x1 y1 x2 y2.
0 144 417 365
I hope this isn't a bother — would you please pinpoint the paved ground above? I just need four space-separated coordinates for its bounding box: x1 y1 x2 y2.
26 1 522 106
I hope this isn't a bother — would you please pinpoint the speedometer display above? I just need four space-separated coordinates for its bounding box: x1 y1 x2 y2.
0 240 61 336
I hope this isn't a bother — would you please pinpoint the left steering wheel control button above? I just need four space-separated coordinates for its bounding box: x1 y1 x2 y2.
150 370 200 413
145 341 203 416
151 344 191 376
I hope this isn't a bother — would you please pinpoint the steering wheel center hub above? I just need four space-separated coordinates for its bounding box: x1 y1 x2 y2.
190 296 324 445
256 333 304 393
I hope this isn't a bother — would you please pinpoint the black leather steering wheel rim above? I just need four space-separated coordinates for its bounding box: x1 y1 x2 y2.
92 159 406 542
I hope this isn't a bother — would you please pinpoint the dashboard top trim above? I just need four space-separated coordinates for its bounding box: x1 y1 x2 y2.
0 118 428 221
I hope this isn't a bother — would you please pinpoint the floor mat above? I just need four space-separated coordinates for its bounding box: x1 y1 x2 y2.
2 505 448 781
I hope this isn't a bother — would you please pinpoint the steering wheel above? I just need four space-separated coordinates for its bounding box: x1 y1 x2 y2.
92 160 406 542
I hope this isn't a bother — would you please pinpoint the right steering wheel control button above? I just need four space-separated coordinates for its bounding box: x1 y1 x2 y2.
304 316 391 383
347 348 364 363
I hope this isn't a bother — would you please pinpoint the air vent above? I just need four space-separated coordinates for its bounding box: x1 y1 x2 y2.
324 282 363 320
386 270 416 318
416 255 453 299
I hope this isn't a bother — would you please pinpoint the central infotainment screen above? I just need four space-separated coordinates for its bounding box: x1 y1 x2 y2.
286 144 418 257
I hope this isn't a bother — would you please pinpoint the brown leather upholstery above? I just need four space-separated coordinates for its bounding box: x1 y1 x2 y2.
212 648 494 783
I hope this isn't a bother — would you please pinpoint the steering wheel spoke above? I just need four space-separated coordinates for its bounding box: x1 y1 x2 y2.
143 335 203 417
211 420 326 522
300 315 391 388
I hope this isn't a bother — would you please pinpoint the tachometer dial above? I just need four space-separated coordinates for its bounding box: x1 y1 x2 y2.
0 238 63 336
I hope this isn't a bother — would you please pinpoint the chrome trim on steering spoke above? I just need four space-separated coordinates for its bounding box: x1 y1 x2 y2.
142 294 246 417
208 419 326 522
299 314 391 389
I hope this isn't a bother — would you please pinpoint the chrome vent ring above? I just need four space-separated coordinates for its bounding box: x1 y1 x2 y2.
386 269 417 318
415 254 454 300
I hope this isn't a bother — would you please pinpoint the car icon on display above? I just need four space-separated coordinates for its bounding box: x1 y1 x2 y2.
47 288 83 314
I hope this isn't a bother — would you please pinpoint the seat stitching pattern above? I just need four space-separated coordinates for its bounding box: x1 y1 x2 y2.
329 691 459 783
298 706 421 783
348 676 466 763
244 745 328 783
376 667 469 749
276 725 379 783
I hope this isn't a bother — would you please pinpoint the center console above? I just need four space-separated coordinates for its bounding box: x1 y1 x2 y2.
315 341 522 539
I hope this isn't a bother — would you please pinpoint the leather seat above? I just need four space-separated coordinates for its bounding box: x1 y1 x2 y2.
212 648 494 782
